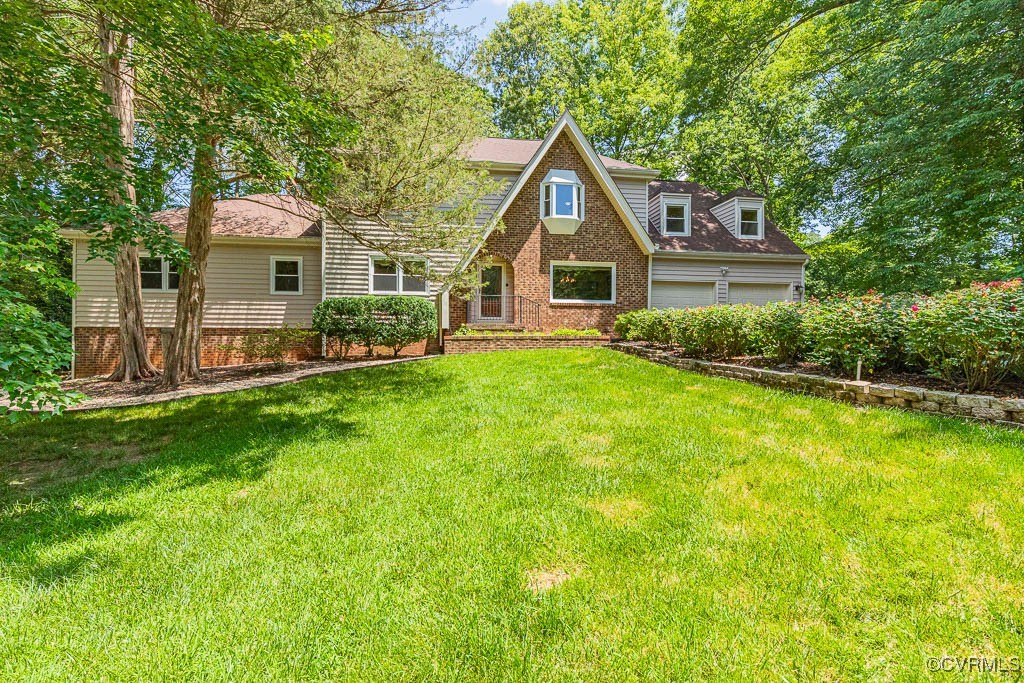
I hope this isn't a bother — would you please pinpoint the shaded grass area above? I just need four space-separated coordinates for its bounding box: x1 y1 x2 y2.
2 348 1023 680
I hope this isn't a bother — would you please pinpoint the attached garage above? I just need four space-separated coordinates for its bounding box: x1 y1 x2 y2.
651 281 716 309
727 282 791 305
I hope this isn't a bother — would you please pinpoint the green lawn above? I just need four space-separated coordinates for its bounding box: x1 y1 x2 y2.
2 349 1023 681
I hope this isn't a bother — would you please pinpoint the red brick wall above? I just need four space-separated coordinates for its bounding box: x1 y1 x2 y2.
73 327 321 378
450 131 648 334
444 335 609 354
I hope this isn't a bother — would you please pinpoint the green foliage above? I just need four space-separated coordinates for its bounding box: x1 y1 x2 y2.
799 294 903 374
0 300 81 420
671 305 753 360
314 296 436 357
903 280 1024 392
475 0 682 174
219 325 315 370
613 308 675 345
453 326 601 337
747 301 804 363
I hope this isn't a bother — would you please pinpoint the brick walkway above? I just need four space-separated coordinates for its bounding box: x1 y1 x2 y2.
67 356 431 412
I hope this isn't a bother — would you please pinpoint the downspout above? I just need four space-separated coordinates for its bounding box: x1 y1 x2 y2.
647 254 653 309
319 214 326 358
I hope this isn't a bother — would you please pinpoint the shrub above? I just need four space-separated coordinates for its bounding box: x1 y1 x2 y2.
220 325 315 369
800 293 902 374
903 280 1023 392
747 301 804 363
375 296 437 357
672 305 753 360
613 309 674 344
313 297 371 357
313 296 436 357
549 328 602 337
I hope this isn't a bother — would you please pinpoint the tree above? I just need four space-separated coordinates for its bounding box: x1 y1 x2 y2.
475 0 682 174
153 0 492 387
680 0 1024 292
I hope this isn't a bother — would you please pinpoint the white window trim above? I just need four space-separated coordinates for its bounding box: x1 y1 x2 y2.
368 256 430 295
270 255 304 296
661 194 691 236
736 203 764 240
139 253 179 292
540 169 585 221
549 260 616 305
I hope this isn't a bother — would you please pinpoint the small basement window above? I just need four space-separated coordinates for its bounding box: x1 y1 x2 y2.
662 196 691 235
139 256 179 291
370 257 429 294
739 207 762 239
271 256 303 295
550 261 615 304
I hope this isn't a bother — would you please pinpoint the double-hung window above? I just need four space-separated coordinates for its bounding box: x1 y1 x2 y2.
270 256 303 295
661 196 691 235
370 257 429 294
738 207 762 239
540 170 584 221
139 256 180 291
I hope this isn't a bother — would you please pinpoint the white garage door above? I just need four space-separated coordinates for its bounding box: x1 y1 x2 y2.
651 281 716 309
727 283 792 305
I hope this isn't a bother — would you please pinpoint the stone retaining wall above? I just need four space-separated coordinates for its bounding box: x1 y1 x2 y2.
612 343 1024 429
444 335 610 354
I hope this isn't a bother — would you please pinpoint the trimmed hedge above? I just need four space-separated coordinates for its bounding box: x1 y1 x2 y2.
614 279 1024 391
313 295 437 357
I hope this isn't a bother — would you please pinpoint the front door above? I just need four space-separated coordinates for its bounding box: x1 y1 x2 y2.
479 264 505 320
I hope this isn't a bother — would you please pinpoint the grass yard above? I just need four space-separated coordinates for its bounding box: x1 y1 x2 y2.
2 348 1024 681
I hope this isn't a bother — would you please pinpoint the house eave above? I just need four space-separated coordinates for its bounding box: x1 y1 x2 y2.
652 249 809 262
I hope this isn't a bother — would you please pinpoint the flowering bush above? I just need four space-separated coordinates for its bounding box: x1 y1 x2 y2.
671 305 753 360
613 308 674 345
746 301 804 363
799 294 903 374
903 280 1023 392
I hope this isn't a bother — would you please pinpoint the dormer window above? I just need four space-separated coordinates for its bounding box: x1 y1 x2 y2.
661 195 691 236
540 169 584 234
739 207 763 239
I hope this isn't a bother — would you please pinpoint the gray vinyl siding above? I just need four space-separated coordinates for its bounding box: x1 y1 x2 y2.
323 170 517 298
74 238 322 328
612 177 649 226
651 257 804 305
709 198 737 235
648 194 662 232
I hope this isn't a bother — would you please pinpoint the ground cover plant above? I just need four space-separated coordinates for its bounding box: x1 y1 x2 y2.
2 348 1023 680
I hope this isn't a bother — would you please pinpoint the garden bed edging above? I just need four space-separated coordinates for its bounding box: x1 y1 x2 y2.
611 343 1024 429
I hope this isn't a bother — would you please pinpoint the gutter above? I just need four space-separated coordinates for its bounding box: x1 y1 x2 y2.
652 250 809 263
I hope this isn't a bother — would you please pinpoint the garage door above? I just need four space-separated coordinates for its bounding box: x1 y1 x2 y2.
727 283 791 305
651 281 716 309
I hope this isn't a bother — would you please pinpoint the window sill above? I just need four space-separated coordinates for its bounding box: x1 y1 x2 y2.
549 300 616 306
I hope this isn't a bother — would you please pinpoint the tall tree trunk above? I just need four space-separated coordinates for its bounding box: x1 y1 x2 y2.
99 14 158 381
160 138 218 389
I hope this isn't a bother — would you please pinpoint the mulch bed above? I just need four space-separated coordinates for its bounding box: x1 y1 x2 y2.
645 345 1024 399
63 358 381 402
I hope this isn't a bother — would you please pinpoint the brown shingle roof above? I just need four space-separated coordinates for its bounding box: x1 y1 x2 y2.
647 180 806 256
152 194 321 239
465 137 654 172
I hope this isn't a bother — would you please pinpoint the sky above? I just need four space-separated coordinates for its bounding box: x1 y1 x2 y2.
443 0 522 39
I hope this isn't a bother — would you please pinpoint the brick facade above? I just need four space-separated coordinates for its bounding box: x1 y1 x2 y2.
73 327 321 378
444 335 610 354
449 131 648 334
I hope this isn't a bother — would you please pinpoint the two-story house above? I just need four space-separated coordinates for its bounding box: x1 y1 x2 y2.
66 112 807 377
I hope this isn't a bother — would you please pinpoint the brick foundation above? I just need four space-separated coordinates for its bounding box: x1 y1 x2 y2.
613 343 1024 429
73 327 321 378
443 335 610 354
